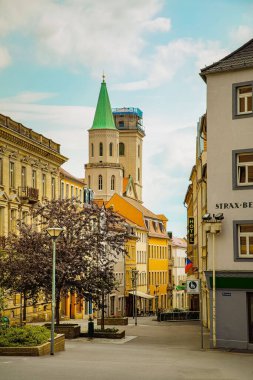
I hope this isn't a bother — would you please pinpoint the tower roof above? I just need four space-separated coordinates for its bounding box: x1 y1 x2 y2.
91 77 116 130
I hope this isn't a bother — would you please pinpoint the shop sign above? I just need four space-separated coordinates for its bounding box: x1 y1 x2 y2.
188 217 194 245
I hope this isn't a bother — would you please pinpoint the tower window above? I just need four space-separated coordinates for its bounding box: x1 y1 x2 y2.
119 143 125 156
99 143 103 156
138 168 140 181
88 175 91 188
109 143 113 157
138 144 140 158
111 175 115 190
98 175 103 190
91 143 94 157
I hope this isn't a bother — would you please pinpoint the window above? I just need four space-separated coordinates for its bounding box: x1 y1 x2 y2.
119 142 125 156
99 142 103 156
111 175 115 190
32 170 37 188
233 81 253 119
42 174 46 197
98 175 103 190
232 149 253 189
88 175 91 188
138 168 140 181
66 184 69 198
71 185 74 198
109 143 113 156
0 207 4 235
0 158 2 185
138 144 140 158
61 182 64 199
10 209 16 233
91 143 94 157
9 162 15 188
51 177 56 199
233 221 253 261
237 86 252 114
76 188 78 198
21 166 26 188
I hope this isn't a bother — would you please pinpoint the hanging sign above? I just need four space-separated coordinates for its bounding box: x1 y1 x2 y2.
188 217 194 245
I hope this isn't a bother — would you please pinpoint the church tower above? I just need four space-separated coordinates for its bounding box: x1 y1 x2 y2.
113 107 145 201
85 77 123 201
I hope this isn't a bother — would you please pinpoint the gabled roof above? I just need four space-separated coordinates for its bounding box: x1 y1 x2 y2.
90 78 116 130
60 168 85 186
172 237 187 248
200 38 253 81
122 175 138 200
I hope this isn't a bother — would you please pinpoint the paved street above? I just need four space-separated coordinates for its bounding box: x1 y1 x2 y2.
0 317 252 380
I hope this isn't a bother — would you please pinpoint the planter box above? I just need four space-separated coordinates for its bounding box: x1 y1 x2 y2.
81 330 125 339
0 334 65 356
44 323 81 339
97 318 128 326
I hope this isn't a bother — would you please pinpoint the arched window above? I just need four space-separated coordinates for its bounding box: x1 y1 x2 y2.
119 142 125 156
111 175 115 190
109 143 113 156
138 168 140 181
99 142 103 156
98 175 103 190
138 144 140 158
91 143 94 157
88 175 91 188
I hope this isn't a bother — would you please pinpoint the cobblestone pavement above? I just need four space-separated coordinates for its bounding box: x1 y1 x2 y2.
0 317 252 380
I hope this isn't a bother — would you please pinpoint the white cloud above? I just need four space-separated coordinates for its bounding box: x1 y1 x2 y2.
143 17 171 32
0 45 11 68
0 0 166 74
230 25 253 44
1 92 57 103
114 38 228 90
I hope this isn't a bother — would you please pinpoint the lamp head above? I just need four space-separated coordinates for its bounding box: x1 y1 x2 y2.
202 213 212 222
214 213 224 221
46 226 64 239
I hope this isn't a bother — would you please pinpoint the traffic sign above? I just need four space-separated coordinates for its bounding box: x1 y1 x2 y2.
186 280 200 294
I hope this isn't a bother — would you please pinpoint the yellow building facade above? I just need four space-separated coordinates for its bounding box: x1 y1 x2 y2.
184 114 209 325
0 113 67 322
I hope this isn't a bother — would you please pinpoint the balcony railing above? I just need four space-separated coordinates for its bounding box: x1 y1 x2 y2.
18 187 39 203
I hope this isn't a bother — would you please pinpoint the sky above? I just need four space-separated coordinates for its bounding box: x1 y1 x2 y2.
0 0 253 237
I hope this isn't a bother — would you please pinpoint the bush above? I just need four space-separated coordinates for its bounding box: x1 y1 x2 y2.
0 325 51 347
94 327 119 333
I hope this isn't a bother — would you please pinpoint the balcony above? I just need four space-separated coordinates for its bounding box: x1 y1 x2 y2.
18 187 39 204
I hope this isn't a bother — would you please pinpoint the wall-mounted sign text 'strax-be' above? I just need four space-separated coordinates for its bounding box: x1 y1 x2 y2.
188 217 194 245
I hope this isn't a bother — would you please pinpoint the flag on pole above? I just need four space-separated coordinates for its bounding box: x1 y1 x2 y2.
185 258 193 273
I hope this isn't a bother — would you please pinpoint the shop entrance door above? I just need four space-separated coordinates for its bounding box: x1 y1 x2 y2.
247 293 253 343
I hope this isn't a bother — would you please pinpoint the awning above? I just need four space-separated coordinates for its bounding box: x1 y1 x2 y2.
129 291 154 299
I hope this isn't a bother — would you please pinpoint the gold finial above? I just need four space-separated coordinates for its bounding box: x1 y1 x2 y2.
102 71 105 83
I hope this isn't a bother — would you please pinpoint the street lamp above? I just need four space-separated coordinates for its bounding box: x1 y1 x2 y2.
46 226 64 355
155 284 159 317
202 213 223 349
131 269 138 326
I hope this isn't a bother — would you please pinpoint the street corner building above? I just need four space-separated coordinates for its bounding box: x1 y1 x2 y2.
185 38 253 350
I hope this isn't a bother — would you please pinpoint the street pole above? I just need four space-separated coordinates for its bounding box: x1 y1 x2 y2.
200 279 204 349
51 239 56 355
135 279 137 326
212 232 216 348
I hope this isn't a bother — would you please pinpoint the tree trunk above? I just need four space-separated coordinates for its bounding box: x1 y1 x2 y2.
101 290 105 331
23 292 27 322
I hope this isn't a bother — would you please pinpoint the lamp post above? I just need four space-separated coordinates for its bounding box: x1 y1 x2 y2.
155 284 159 316
202 213 223 349
46 226 64 355
131 269 138 326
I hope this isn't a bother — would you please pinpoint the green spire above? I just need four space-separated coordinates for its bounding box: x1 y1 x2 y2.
91 76 116 130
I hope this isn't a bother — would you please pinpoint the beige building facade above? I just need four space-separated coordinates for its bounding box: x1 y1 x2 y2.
0 113 67 321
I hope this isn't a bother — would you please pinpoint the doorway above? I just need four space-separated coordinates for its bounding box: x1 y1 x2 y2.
247 292 253 343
